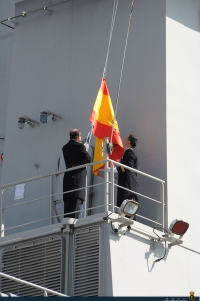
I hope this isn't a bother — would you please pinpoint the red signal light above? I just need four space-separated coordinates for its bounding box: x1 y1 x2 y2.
170 220 189 236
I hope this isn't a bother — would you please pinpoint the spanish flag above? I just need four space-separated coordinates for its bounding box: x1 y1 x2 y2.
90 78 124 175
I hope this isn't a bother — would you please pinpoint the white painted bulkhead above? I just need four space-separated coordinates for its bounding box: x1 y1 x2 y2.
166 0 200 252
108 219 200 296
0 214 199 296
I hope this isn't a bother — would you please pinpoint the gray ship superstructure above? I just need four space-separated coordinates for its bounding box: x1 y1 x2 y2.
0 0 199 296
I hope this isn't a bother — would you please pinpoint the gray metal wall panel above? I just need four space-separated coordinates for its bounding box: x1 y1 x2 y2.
0 0 19 185
1 0 166 232
1 235 63 296
73 226 100 296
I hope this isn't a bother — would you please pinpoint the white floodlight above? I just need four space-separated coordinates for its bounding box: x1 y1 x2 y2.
104 199 141 235
118 199 140 220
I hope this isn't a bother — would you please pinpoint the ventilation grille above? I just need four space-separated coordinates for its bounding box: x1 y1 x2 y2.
73 226 100 297
1 235 62 297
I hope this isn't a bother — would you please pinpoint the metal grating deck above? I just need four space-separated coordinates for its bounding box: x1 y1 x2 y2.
1 235 63 297
73 226 100 297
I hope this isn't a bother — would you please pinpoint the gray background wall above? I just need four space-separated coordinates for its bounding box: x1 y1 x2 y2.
1 0 166 234
0 0 20 184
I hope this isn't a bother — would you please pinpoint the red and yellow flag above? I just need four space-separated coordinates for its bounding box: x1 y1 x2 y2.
90 78 124 175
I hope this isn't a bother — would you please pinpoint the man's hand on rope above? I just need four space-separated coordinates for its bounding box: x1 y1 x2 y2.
84 142 89 152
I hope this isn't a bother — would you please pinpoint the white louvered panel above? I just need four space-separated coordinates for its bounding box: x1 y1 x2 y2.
1 235 62 297
73 226 100 297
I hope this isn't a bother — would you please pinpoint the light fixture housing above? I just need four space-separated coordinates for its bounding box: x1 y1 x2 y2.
40 110 62 123
18 115 40 129
40 113 48 124
22 11 27 18
18 117 25 129
118 199 140 220
168 219 189 237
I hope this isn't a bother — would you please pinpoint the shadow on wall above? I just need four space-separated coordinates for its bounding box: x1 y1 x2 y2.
145 240 169 272
166 0 200 32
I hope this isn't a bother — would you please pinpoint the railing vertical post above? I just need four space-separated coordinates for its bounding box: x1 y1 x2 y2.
104 138 109 212
0 188 5 237
50 175 53 225
110 162 114 212
83 167 88 217
161 182 165 228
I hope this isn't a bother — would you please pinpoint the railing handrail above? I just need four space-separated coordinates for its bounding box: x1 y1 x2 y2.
4 203 109 232
0 159 164 190
0 271 68 297
0 158 165 235
109 159 165 184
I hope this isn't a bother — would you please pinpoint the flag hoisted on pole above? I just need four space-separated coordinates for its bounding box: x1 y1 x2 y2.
90 78 124 175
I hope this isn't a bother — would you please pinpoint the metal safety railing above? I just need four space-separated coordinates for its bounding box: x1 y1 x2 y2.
0 272 68 297
1 0 72 29
0 158 165 237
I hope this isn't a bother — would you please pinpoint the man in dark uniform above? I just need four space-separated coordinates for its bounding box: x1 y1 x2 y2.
62 129 91 218
116 134 139 208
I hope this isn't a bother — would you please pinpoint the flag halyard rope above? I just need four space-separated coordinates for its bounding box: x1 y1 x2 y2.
110 0 135 143
102 0 119 80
